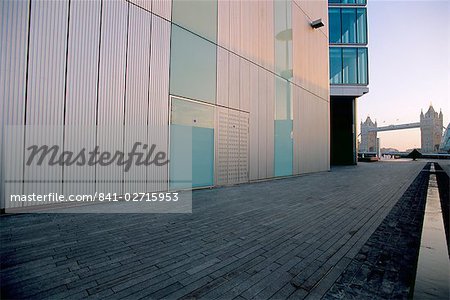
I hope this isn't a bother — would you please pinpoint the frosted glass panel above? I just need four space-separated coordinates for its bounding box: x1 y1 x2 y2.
172 0 217 43
170 25 217 103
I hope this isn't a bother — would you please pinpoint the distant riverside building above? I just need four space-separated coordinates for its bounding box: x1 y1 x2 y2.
1 0 332 210
328 0 369 165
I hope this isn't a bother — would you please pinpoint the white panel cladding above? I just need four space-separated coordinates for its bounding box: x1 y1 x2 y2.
228 53 240 110
216 47 229 107
217 0 230 49
123 5 152 194
96 0 128 194
129 0 152 12
152 0 171 21
229 0 241 53
239 58 250 112
266 71 275 177
257 68 267 179
239 111 249 183
294 87 329 174
249 63 259 180
63 0 101 196
1 0 29 208
215 107 249 186
292 85 300 175
147 15 170 192
23 0 69 205
216 106 228 185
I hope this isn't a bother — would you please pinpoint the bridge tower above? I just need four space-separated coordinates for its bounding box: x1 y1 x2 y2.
420 105 443 153
360 116 377 152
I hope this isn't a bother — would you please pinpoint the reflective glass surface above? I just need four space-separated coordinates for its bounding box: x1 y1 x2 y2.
357 48 368 84
170 25 217 103
329 8 367 44
342 48 357 84
330 47 342 84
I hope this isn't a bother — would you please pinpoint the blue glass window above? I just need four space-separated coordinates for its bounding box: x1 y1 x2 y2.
342 48 357 84
330 48 343 84
329 8 341 43
357 48 368 84
329 8 367 44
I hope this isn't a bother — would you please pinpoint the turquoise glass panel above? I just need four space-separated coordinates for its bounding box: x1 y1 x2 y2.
356 8 367 44
170 124 193 190
342 48 357 84
329 8 341 43
172 0 217 43
330 47 342 84
357 48 368 84
342 9 356 43
274 120 293 177
170 25 217 103
170 98 214 189
192 127 214 187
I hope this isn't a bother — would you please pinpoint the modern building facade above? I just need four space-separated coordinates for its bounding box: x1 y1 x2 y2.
328 0 369 164
1 0 330 209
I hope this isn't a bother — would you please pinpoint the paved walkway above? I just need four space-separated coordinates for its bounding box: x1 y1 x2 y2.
1 161 427 299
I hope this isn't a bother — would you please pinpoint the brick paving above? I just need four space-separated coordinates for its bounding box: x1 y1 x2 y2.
324 163 431 299
1 161 427 299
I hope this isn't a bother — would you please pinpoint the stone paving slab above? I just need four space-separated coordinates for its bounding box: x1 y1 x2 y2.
1 161 426 299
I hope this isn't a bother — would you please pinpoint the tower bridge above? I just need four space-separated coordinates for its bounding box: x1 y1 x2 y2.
360 105 446 154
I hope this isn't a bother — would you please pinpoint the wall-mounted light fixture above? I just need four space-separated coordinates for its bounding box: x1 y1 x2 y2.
311 19 324 29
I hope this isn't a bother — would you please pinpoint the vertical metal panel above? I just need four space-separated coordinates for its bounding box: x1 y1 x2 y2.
292 85 300 175
266 71 275 177
257 69 267 179
129 0 152 12
239 111 249 183
63 0 101 196
216 47 229 107
24 0 68 204
228 53 240 110
152 0 171 21
248 63 259 180
124 5 152 193
239 58 250 112
217 0 230 49
147 14 170 192
239 0 249 59
1 0 29 208
96 0 128 194
229 0 240 53
265 0 275 72
215 106 228 185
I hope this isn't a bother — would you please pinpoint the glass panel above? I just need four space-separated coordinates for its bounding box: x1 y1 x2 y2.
329 8 341 44
341 9 356 43
342 0 356 4
329 0 341 3
342 48 357 84
170 25 217 103
356 0 367 5
172 0 217 43
357 48 368 84
274 0 292 79
330 47 342 84
170 98 214 189
274 77 293 177
356 8 367 44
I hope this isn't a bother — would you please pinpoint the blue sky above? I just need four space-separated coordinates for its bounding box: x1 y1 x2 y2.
357 0 450 150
